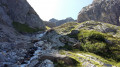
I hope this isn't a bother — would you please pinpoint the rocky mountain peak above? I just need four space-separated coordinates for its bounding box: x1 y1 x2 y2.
49 18 58 23
78 0 120 26
65 17 74 21
49 17 76 26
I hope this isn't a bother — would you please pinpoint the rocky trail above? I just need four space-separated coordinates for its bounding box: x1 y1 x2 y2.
20 32 55 67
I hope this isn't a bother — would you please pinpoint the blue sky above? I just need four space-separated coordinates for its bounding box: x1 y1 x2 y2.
27 0 93 21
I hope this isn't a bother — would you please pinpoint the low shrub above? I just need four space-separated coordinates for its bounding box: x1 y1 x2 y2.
78 30 105 42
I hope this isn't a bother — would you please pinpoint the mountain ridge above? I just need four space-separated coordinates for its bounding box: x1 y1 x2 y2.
49 17 76 26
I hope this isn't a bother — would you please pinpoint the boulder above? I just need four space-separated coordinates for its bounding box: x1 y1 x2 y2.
70 30 79 35
28 59 39 67
59 36 78 46
34 41 44 47
39 59 54 67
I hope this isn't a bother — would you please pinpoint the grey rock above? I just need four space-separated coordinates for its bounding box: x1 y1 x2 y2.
104 27 117 33
78 0 120 26
0 42 13 51
0 62 19 67
39 59 54 67
0 0 45 29
0 53 6 62
28 59 39 67
73 42 81 48
34 41 44 47
0 6 12 26
70 30 79 35
59 36 78 46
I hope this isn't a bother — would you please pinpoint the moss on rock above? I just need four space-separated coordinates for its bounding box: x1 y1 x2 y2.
12 22 44 33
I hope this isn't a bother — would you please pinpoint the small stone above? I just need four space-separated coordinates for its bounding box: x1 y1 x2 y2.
28 59 39 67
34 41 44 47
39 59 54 67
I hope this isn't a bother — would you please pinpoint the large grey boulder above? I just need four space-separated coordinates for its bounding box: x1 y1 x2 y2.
78 0 120 26
0 0 45 29
39 59 54 67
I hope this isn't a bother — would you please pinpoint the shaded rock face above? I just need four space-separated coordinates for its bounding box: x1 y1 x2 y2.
78 0 120 26
0 0 46 66
0 0 45 29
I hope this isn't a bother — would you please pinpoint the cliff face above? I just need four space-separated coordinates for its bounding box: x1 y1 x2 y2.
0 0 45 29
0 0 46 66
78 0 120 25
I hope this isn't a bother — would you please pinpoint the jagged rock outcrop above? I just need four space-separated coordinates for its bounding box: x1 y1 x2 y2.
0 0 45 29
78 0 120 25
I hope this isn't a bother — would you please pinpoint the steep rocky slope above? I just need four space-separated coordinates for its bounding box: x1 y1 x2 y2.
78 0 120 26
0 0 46 66
48 21 120 66
15 21 120 67
16 21 120 67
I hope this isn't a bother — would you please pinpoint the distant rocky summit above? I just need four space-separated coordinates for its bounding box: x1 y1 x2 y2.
44 21 56 28
49 18 58 23
78 0 120 25
49 17 76 26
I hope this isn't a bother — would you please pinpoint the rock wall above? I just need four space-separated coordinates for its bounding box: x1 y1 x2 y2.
0 0 45 29
78 0 120 25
